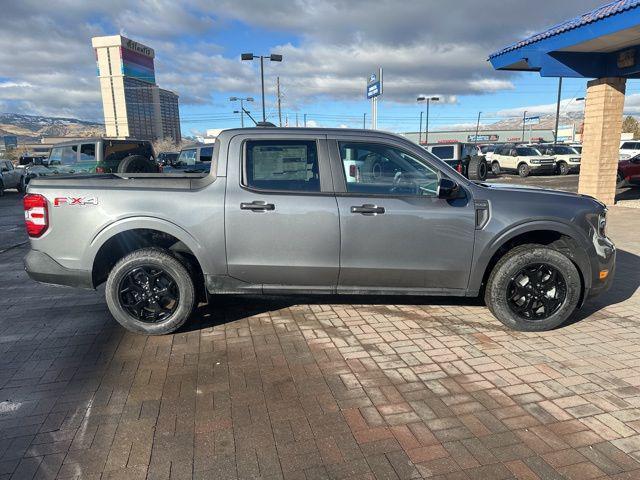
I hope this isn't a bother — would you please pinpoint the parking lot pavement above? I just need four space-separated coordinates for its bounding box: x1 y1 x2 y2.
1 191 640 480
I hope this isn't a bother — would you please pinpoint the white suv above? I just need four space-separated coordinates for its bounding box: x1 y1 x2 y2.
490 145 556 177
620 140 640 160
539 144 581 175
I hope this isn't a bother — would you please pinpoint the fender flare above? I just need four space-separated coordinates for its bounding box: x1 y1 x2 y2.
469 220 592 293
85 216 212 276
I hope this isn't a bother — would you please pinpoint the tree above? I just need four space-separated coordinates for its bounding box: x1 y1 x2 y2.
622 115 640 139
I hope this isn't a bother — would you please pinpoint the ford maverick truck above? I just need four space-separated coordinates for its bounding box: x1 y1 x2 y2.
23 128 615 335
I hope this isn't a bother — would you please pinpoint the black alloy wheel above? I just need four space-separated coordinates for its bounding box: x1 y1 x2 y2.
506 263 567 320
118 265 180 323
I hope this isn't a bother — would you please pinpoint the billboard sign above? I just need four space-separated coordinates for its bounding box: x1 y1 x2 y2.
524 116 540 126
366 69 383 99
467 134 499 142
3 135 17 150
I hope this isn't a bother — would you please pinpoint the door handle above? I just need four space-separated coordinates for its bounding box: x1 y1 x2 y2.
351 204 385 215
240 201 275 211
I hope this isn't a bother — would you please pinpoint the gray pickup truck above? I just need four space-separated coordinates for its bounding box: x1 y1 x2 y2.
23 128 615 335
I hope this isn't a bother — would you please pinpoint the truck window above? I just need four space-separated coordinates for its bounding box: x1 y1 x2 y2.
430 146 454 159
176 149 197 166
200 147 213 162
48 145 78 165
244 140 320 192
339 142 438 197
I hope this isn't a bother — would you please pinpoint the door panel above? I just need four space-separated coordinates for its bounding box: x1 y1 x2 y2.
329 137 476 292
224 135 340 288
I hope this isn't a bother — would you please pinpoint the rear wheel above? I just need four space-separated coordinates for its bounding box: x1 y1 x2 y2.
491 162 501 175
557 161 569 176
467 156 488 181
484 244 581 331
518 163 530 177
105 248 195 335
617 171 626 188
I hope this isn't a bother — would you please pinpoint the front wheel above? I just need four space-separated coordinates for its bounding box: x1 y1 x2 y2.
484 244 581 331
105 248 196 335
557 161 569 176
518 163 530 177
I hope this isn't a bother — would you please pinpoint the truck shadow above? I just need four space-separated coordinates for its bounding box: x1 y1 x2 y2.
183 248 639 333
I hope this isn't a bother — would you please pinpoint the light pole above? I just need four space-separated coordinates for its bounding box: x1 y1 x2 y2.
229 97 254 127
474 111 482 144
417 96 439 144
241 53 283 123
522 110 527 142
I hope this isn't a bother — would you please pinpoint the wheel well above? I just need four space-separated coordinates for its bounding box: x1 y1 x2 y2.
481 230 586 300
92 229 205 296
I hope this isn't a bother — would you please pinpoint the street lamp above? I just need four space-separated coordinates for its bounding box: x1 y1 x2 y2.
417 96 439 144
229 96 254 127
241 53 283 123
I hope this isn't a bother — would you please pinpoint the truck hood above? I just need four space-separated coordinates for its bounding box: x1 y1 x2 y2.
481 182 602 204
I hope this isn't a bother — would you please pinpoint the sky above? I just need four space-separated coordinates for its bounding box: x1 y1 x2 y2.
1 0 640 137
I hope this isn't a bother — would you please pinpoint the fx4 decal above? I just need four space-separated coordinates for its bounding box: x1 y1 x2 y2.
53 196 99 207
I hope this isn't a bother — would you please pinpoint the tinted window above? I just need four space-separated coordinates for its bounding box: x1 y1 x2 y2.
552 146 577 155
430 146 454 159
200 147 214 162
245 140 320 192
339 142 439 197
621 142 635 150
80 143 96 161
49 145 78 165
176 149 197 166
516 147 541 156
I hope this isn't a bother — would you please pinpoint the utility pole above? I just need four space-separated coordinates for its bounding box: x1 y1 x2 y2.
304 114 307 127
474 111 482 144
554 77 563 144
276 76 282 127
522 110 527 142
419 111 423 144
295 113 299 127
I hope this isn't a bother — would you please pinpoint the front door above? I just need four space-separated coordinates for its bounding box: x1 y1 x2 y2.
329 137 476 293
225 134 340 291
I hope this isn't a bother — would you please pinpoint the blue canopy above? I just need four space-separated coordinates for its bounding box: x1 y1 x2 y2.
489 0 640 78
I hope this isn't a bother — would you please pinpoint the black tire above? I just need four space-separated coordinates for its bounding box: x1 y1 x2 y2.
105 248 196 335
491 161 501 175
518 163 530 177
16 176 24 193
117 155 158 174
557 161 569 176
467 156 488 181
484 244 581 331
0 182 4 197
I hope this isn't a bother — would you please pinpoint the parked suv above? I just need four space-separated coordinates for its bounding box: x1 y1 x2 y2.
539 144 581 175
422 142 488 180
491 144 556 177
47 138 158 175
24 128 614 336
0 159 23 196
163 144 213 173
619 140 640 160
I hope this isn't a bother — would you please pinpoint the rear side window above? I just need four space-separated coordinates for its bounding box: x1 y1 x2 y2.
244 140 320 192
621 142 636 150
200 147 213 162
430 146 454 159
49 145 78 165
80 143 96 161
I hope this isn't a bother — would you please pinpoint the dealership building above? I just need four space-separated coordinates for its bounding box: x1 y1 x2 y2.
91 35 181 143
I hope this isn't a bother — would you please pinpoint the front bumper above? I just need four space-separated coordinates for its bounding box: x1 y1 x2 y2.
586 237 616 299
24 250 93 289
529 163 556 172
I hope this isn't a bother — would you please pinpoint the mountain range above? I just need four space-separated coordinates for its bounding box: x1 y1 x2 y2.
0 113 104 143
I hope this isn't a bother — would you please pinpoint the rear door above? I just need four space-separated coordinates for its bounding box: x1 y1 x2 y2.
224 133 340 291
328 135 476 292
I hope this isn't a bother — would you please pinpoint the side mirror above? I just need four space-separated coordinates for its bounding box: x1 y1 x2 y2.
438 178 460 199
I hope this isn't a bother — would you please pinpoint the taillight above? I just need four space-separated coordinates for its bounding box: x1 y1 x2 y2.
456 163 463 173
24 194 48 238
349 164 356 177
96 166 105 173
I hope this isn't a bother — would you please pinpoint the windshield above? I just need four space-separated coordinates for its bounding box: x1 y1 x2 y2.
553 146 578 155
516 147 542 156
176 149 197 166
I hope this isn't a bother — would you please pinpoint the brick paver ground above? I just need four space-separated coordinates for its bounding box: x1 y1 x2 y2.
1 190 639 479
